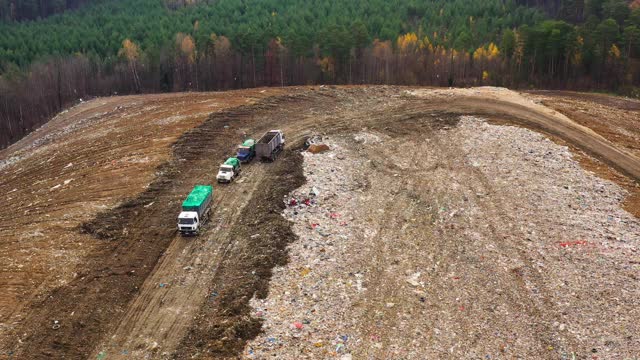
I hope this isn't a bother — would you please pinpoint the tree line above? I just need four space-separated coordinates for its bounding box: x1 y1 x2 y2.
1 0 639 149
0 0 94 22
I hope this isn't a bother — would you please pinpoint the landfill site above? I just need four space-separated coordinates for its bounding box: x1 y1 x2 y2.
0 86 639 359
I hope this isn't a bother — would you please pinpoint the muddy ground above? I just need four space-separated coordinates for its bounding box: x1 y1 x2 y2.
0 86 638 359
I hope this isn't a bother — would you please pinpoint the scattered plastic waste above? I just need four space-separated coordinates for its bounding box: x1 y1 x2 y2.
558 240 588 248
243 123 640 358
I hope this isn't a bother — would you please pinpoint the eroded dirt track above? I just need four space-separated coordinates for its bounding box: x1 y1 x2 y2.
0 86 639 359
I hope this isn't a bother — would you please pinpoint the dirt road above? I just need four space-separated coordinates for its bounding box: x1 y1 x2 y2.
0 86 638 359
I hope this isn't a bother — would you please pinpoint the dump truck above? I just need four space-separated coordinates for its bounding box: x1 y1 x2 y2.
216 157 241 183
236 138 256 163
177 185 213 235
255 130 285 161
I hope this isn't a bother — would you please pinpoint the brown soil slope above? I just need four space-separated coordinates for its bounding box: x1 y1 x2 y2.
0 88 288 358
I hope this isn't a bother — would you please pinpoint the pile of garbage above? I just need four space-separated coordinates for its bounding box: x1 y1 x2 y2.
245 136 367 359
243 117 640 358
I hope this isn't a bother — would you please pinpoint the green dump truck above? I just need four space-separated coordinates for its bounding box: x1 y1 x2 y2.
216 157 241 183
177 185 213 235
236 139 256 163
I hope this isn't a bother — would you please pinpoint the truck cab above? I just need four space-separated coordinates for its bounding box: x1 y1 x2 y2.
236 139 256 163
177 211 200 234
217 157 241 183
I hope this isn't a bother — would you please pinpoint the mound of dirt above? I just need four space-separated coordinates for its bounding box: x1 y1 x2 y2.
307 144 331 154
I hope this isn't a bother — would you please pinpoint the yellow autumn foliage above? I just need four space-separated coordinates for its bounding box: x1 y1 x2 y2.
118 39 140 62
397 33 419 54
317 56 335 76
175 33 196 63
572 51 582 66
609 44 621 59
214 35 231 58
419 36 434 53
473 43 500 61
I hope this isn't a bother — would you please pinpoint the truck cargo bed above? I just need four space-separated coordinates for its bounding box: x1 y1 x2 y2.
255 130 284 161
258 133 276 143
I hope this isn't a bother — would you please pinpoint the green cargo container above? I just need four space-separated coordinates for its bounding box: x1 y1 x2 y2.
224 157 240 168
242 139 255 148
182 185 213 213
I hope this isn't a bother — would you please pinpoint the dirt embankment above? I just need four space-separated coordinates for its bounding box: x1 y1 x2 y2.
525 90 640 217
0 90 286 334
0 91 257 358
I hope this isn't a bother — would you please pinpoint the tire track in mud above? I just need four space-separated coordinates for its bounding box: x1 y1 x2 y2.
90 164 268 359
424 125 560 357
352 174 425 358
173 151 306 359
4 91 325 360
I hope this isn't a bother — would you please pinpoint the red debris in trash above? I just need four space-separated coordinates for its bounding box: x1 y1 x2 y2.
329 213 340 219
459 306 465 311
559 240 588 247
289 198 298 206
311 223 320 229
339 221 348 226
293 321 304 329
304 199 311 206
453 276 460 280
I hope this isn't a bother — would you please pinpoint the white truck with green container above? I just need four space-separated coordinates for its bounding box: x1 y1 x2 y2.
216 157 241 183
177 185 213 235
